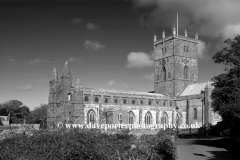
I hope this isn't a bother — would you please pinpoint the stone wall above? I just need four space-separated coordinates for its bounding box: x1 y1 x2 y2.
154 34 198 97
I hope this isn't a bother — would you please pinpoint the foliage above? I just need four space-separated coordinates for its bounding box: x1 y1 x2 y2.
28 104 48 129
211 35 240 142
0 129 177 160
0 100 30 124
209 121 230 136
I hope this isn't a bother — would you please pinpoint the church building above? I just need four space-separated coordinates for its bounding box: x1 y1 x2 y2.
47 26 221 128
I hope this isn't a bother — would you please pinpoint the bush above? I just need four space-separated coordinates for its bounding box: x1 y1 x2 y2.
0 129 177 160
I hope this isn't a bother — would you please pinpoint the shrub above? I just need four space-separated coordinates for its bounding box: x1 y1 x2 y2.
0 128 177 160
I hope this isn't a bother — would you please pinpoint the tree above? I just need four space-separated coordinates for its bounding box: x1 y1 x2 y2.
211 35 240 142
0 100 30 124
29 104 48 129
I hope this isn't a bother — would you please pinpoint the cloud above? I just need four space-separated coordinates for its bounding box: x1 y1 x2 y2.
86 23 100 30
222 22 240 39
68 57 81 63
84 40 106 51
108 80 115 86
197 40 211 59
134 0 240 58
16 85 33 91
8 59 17 64
135 0 240 39
127 52 154 68
26 58 49 65
144 73 154 81
71 18 83 24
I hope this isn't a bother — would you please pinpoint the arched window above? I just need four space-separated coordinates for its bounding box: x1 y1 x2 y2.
128 111 134 124
105 98 108 103
176 112 182 126
162 67 166 81
168 72 171 79
140 100 144 105
114 98 118 104
69 111 72 123
145 112 152 125
94 97 99 103
84 95 89 102
163 101 166 106
194 108 197 120
87 110 96 124
184 66 188 79
148 100 152 105
156 109 159 124
68 93 71 101
118 113 123 124
123 99 127 104
161 112 168 125
132 99 136 105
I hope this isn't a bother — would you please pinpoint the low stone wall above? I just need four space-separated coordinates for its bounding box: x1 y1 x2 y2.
0 124 40 141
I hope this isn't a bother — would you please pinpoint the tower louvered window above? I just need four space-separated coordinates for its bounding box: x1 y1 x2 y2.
162 67 166 81
184 66 189 79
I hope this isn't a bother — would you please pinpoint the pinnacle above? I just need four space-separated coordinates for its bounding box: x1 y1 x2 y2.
75 79 81 89
62 61 71 77
51 67 59 81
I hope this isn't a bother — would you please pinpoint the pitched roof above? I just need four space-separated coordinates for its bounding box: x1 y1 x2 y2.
179 82 213 96
82 87 166 98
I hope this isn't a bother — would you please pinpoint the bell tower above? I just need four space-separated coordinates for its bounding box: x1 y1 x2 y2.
154 26 199 97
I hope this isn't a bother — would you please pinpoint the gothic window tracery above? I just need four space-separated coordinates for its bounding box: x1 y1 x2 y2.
118 113 123 124
145 112 152 125
87 110 96 124
128 111 134 124
161 112 168 125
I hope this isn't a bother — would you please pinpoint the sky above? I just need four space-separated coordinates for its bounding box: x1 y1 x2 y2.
0 0 240 110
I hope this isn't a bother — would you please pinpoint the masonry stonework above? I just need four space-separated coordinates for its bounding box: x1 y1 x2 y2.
47 27 221 129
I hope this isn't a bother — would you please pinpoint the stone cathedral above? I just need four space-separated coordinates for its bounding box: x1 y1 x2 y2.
47 26 221 128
